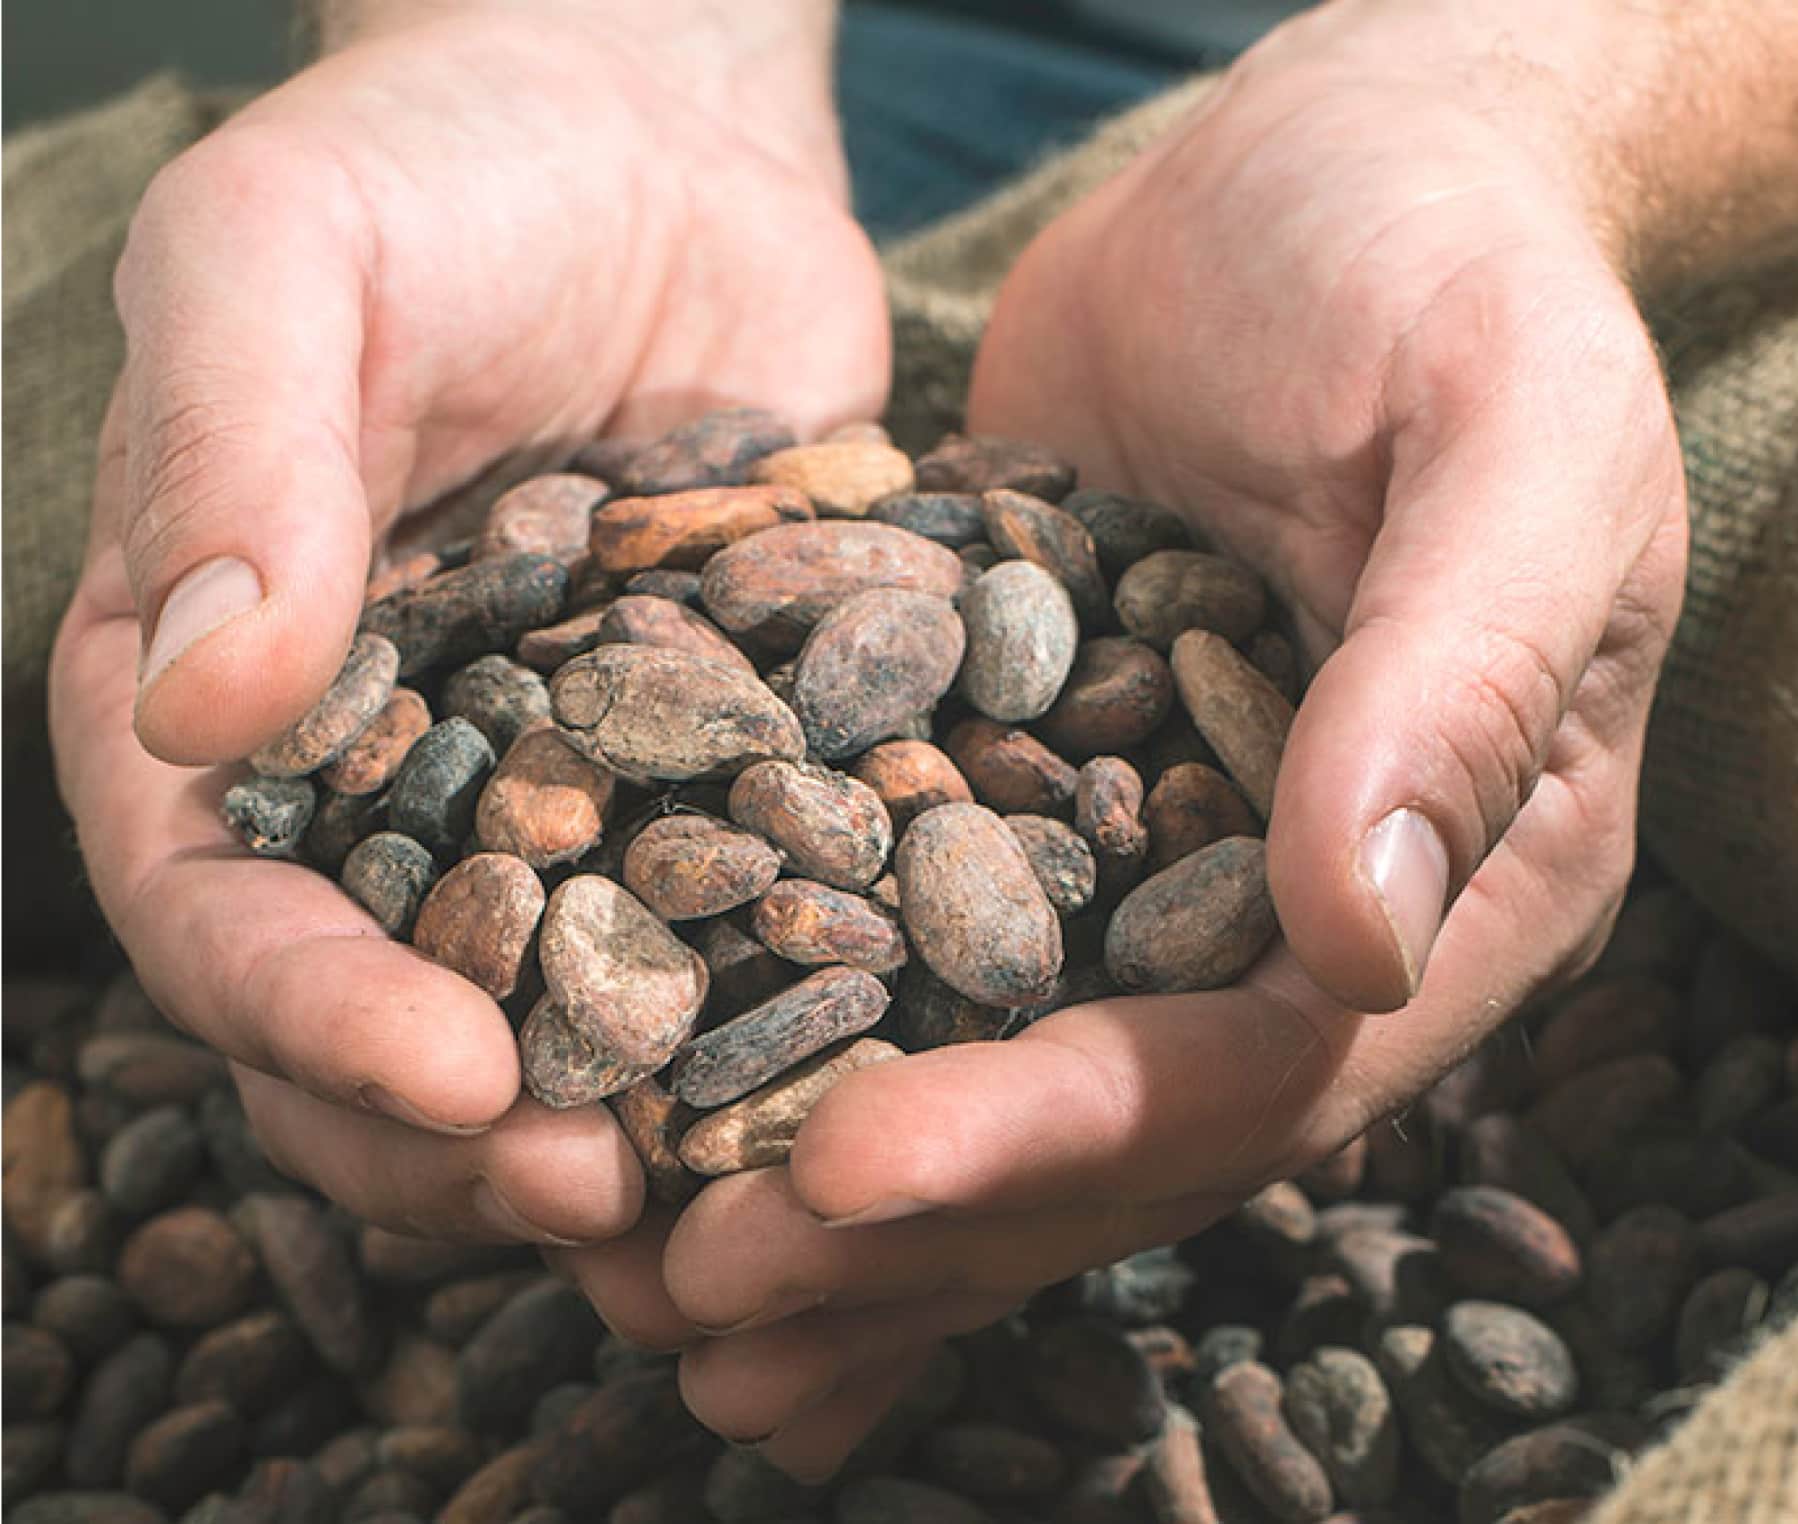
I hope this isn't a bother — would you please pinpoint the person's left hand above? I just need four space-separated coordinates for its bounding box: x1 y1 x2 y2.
559 0 1691 1478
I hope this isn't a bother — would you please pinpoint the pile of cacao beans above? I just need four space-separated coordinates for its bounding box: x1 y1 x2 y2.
5 881 1796 1523
219 411 1294 1195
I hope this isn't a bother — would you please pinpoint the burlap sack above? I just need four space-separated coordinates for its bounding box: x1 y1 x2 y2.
4 74 1795 1518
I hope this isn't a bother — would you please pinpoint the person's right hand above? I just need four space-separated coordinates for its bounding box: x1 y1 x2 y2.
49 0 887 1245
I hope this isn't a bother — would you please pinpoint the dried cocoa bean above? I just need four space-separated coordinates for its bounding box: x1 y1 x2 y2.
1115 551 1266 649
538 875 708 1067
250 634 400 778
551 645 804 782
851 741 974 832
1586 1205 1697 1350
750 440 915 517
1037 637 1174 758
1458 1116 1598 1248
1170 632 1293 819
473 727 613 869
100 1106 203 1219
621 814 781 920
868 491 988 547
519 997 650 1109
615 408 796 495
1526 1055 1683 1173
920 1423 1066 1498
387 718 496 858
608 1079 699 1207
836 1476 991 1524
1440 1302 1578 1421
1282 1347 1399 1509
1143 763 1260 871
914 433 1075 500
1064 488 1192 579
893 964 1022 1050
473 474 606 565
670 967 891 1107
412 853 546 1000
173 1311 310 1416
1202 1361 1334 1524
31 1275 137 1366
1674 1266 1767 1381
677 1038 902 1175
341 833 439 938
124 1399 244 1510
693 918 796 1023
1105 837 1276 993
1457 1415 1646 1524
64 1332 172 1488
456 1281 598 1435
595 594 758 679
367 548 442 602
1375 1325 1511 1489
729 760 893 891
1004 815 1097 916
4 1082 88 1258
943 717 1078 814
958 561 1078 723
1032 1315 1166 1447
235 1194 373 1376
1431 1188 1582 1309
1075 756 1149 887
441 655 552 754
589 484 814 577
4 1325 73 1418
117 1208 254 1329
300 786 383 875
1247 629 1302 704
1530 976 1680 1089
515 606 610 672
898 803 1063 1007
981 488 1109 629
1325 1230 1448 1329
362 554 567 677
320 687 431 796
792 588 966 760
1698 1194 1798 1274
752 880 908 972
222 776 315 858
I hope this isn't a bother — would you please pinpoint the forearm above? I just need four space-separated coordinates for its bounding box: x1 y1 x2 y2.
1266 0 1798 293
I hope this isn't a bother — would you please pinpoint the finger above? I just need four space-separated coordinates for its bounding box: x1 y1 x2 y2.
1268 268 1686 1009
113 128 378 764
52 562 519 1132
664 1168 1224 1335
759 1348 936 1485
549 1207 700 1352
236 1066 643 1244
678 1293 1016 1444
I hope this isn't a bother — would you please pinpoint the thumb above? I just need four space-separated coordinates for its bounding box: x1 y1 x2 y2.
1268 300 1682 1012
115 134 374 765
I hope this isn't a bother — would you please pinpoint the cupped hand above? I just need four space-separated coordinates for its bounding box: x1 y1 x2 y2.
636 0 1688 1474
49 0 887 1243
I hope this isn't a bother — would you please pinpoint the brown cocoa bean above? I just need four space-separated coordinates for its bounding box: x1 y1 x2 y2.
898 802 1063 1007
1281 1347 1399 1509
173 1311 309 1416
677 1037 902 1175
1064 488 1192 579
1458 1415 1647 1524
31 1275 137 1366
4 1325 74 1418
412 852 546 999
616 407 797 495
424 1271 545 1346
1458 1116 1598 1248
608 1079 700 1207
362 553 567 677
456 1280 598 1435
1143 763 1260 871
519 997 650 1109
729 760 893 890
250 633 401 778
1033 1315 1166 1447
596 594 759 677
700 520 964 648
621 814 781 920
958 561 1078 723
1037 637 1174 758
551 645 804 782
236 1193 375 1375
124 1399 244 1511
320 686 431 796
300 784 384 875
1202 1361 1333 1524
3 1082 88 1260
341 832 439 937
1440 1302 1578 1421
1115 551 1266 649
1431 1187 1582 1308
1530 976 1681 1088
750 440 915 517
1526 1055 1683 1172
1698 1194 1798 1274
1005 815 1097 916
981 488 1109 629
893 964 1023 1050
538 875 708 1067
852 741 974 832
792 588 966 760
1075 756 1149 886
868 491 989 547
1587 1204 1697 1350
921 1423 1067 1498
117 1208 254 1329
439 1439 549 1524
441 655 552 754
474 727 614 869
944 717 1079 814
591 483 815 574
694 918 796 1023
915 433 1075 500
1374 1325 1511 1489
1105 837 1276 993
366 548 441 601
670 966 892 1107
99 1105 203 1218
1170 632 1293 819
753 880 908 972
515 605 611 673
473 473 606 565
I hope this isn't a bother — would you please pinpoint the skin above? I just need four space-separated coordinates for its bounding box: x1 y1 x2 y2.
47 0 1796 1483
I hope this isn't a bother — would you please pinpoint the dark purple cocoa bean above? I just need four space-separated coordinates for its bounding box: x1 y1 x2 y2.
677 1038 902 1175
538 876 708 1067
530 1365 706 1508
474 727 614 869
670 966 891 1107
1115 550 1267 650
223 776 316 858
944 717 1078 815
251 633 401 778
898 803 1063 1007
1281 1347 1399 1509
694 918 796 1023
174 1310 310 1416
1440 1302 1578 1421
623 568 704 605
614 408 795 496
341 833 439 937
915 433 1075 500
1458 1116 1598 1248
473 473 606 565
65 1332 172 1488
1526 1055 1684 1173
1586 1205 1697 1350
456 1281 598 1435
412 853 545 1000
387 718 496 858
851 741 974 832
868 491 988 547
99 1106 203 1219
893 964 1023 1050
1202 1361 1334 1524
792 589 966 759
1675 1266 1768 1381
921 1424 1067 1498
3 1324 73 1417
117 1208 254 1329
1457 1415 1647 1524
235 1193 374 1376
1033 1315 1166 1447
31 1274 137 1366
1037 637 1174 758
1698 1194 1798 1274
700 520 964 649
1247 629 1303 704
1004 815 1097 916
1143 763 1260 871
1170 632 1292 819
729 760 893 891
1106 837 1276 993
958 561 1078 723
622 814 781 920
981 488 1109 629
1431 1187 1582 1308
753 880 908 973
1064 488 1192 579
596 594 758 677
551 645 804 783
1374 1325 1512 1489
608 1079 700 1207
441 655 551 756
835 1476 991 1524
362 554 567 677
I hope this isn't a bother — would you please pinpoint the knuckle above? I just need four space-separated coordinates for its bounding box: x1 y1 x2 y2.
1438 620 1568 839
120 394 260 589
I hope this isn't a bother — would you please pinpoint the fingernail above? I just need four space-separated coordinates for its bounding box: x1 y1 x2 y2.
820 1196 934 1230
1359 807 1451 998
139 556 263 691
358 1083 491 1138
471 1178 583 1247
695 1288 827 1337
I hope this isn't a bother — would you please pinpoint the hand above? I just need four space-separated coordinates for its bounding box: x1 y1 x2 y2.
635 0 1695 1474
49 0 887 1244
